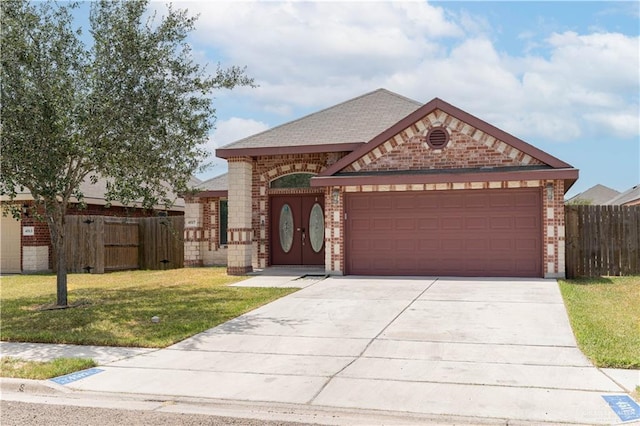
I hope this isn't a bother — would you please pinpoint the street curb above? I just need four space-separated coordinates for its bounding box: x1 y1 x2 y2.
0 377 70 395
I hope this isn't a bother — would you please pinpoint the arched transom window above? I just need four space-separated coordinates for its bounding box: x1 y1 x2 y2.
270 173 314 189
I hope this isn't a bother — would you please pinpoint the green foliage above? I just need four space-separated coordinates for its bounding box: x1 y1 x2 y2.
0 0 253 305
0 357 97 380
565 198 593 205
559 276 640 368
0 268 297 348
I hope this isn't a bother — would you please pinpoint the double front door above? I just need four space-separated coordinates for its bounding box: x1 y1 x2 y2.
271 194 325 265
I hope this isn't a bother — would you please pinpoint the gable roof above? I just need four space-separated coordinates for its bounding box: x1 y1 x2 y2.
216 89 422 158
604 184 640 206
566 184 620 205
312 97 578 192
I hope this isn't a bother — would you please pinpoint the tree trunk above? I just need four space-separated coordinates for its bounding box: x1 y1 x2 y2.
47 205 68 307
55 237 68 307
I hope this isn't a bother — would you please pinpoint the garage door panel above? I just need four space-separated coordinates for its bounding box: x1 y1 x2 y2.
465 194 488 208
417 218 438 230
351 218 371 230
465 239 488 250
372 239 393 250
490 217 513 229
350 197 372 210
465 217 487 229
441 194 464 208
371 197 393 210
515 191 540 207
515 216 538 229
394 196 416 209
489 192 513 207
490 238 513 251
441 217 463 230
372 219 392 230
395 239 416 250
346 189 541 277
394 218 415 230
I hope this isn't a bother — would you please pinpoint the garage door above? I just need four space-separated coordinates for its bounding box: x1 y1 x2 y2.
1 215 22 273
346 188 542 277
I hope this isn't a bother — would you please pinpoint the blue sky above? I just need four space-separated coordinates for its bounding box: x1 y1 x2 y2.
87 1 640 198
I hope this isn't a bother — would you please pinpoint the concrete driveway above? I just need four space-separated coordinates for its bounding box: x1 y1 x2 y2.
64 276 628 424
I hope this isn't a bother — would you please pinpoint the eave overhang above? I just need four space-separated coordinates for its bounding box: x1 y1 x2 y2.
311 167 579 193
194 190 228 198
216 142 364 159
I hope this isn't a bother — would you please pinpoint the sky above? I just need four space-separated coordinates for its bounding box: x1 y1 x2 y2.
104 1 640 198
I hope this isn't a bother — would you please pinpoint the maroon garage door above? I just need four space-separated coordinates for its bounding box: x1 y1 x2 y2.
346 188 542 277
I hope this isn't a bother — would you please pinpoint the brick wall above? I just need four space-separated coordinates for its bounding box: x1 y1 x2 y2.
183 195 227 267
542 179 566 278
347 109 543 173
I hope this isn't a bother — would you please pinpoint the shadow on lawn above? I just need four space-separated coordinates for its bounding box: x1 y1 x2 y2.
566 276 616 285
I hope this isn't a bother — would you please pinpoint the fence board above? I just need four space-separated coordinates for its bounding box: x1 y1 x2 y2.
565 205 640 277
63 215 184 273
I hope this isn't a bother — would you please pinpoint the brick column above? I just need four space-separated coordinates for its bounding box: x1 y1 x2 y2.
324 186 344 275
227 157 253 275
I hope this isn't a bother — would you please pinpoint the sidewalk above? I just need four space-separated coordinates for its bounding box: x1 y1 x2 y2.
0 341 155 364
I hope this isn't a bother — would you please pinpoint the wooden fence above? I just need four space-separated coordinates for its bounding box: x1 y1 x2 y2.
64 215 184 273
565 205 640 278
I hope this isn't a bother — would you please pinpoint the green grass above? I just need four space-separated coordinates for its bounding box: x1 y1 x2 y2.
559 276 640 368
0 357 97 379
0 268 297 348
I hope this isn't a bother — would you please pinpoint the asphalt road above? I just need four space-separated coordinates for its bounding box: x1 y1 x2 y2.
1 400 317 426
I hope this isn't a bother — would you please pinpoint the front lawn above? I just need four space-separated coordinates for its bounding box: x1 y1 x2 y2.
0 268 297 348
0 357 96 379
559 276 640 368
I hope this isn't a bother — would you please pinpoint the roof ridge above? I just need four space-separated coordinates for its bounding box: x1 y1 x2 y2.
218 88 421 150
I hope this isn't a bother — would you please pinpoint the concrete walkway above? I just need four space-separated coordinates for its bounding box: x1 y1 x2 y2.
2 276 638 424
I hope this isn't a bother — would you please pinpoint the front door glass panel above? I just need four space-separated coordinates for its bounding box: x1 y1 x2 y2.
279 204 294 253
309 203 324 253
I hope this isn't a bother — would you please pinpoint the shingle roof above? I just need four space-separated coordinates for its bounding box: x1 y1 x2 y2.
196 173 228 192
5 176 185 209
566 184 621 205
220 89 422 150
604 184 640 205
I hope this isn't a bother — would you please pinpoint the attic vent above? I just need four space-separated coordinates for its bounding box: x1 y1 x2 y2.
426 127 449 149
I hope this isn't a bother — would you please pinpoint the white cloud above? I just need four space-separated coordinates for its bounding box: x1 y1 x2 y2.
174 1 638 143
197 117 269 179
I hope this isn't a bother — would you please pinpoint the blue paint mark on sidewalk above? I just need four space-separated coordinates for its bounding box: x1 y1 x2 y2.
602 395 640 422
50 368 104 385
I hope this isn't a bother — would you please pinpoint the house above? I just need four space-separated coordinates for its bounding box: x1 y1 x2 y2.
0 177 184 274
565 184 620 205
213 89 578 278
604 184 640 206
184 173 229 267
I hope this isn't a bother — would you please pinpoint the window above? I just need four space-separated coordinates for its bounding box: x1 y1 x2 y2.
270 173 314 188
219 199 228 245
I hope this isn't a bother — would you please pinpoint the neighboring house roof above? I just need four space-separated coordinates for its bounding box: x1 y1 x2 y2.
604 184 640 206
188 175 203 188
216 89 422 158
566 184 621 205
2 176 185 210
193 173 228 197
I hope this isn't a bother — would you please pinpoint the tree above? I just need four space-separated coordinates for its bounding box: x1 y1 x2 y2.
1 0 253 307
